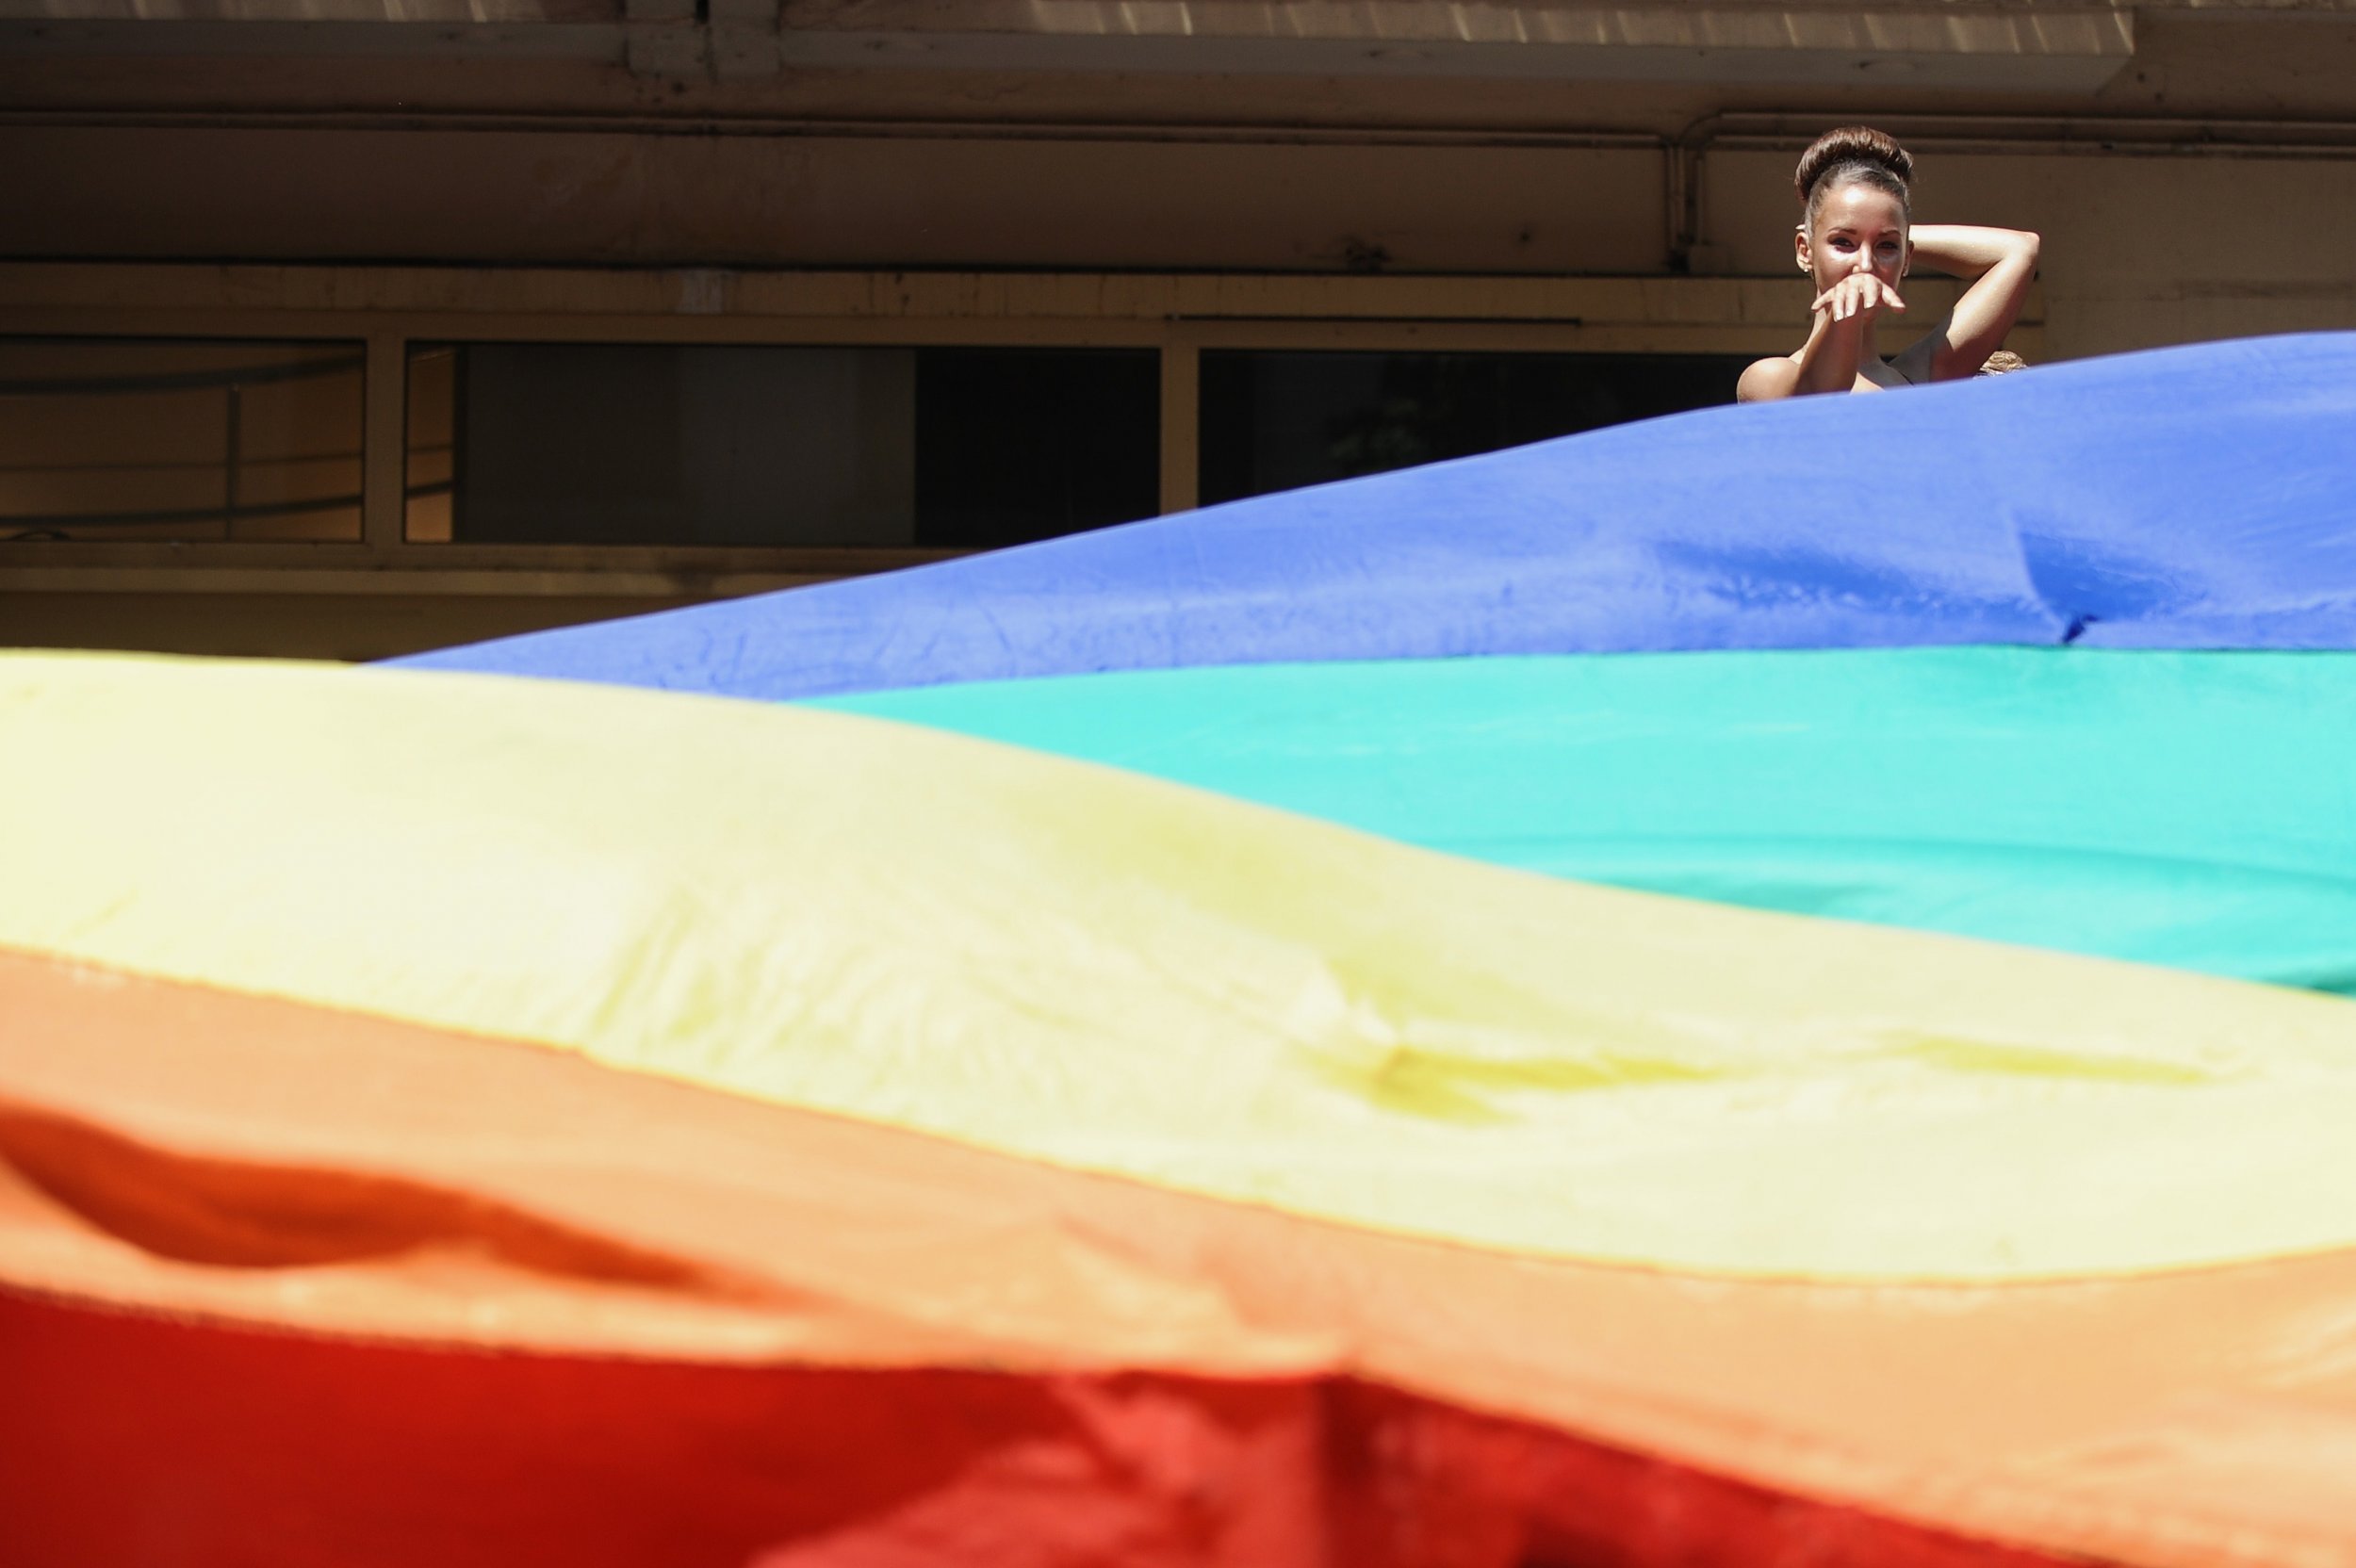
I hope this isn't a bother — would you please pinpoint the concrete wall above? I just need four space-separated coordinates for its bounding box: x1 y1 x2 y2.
15 122 2356 357
8 128 1672 275
7 0 2356 656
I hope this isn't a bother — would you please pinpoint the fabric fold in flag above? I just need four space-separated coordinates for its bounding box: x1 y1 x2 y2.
816 646 2356 994
8 945 2356 1568
17 331 2356 1568
6 648 2356 1568
398 333 2356 700
9 651 2356 1282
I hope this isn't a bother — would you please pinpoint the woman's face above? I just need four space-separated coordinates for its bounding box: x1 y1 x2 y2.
1798 180 1908 295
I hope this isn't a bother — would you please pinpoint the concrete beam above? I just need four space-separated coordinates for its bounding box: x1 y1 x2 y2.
0 1 2139 91
772 3 2139 90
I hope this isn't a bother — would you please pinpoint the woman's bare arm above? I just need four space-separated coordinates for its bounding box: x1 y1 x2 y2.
1737 353 1802 401
1738 273 1905 401
1906 224 2040 381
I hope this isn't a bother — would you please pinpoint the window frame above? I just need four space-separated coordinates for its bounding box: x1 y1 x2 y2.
0 262 2035 606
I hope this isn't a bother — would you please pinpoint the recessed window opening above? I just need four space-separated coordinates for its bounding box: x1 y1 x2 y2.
405 342 1160 549
0 337 366 543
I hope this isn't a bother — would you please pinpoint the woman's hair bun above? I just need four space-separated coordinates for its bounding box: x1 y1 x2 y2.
1794 126 1914 219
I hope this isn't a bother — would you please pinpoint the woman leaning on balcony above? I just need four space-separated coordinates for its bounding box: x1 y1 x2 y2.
1739 126 2041 400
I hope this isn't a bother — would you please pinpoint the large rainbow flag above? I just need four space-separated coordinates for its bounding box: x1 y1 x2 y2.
7 334 2356 1566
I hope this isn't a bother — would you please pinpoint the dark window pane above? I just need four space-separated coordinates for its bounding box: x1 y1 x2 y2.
415 342 1159 549
1198 351 1752 507
912 348 1159 548
0 336 364 542
440 343 920 547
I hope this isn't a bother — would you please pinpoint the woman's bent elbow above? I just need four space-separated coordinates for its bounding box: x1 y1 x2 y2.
1738 358 1800 402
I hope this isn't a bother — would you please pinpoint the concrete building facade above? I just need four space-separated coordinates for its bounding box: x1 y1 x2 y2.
5 0 2355 657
